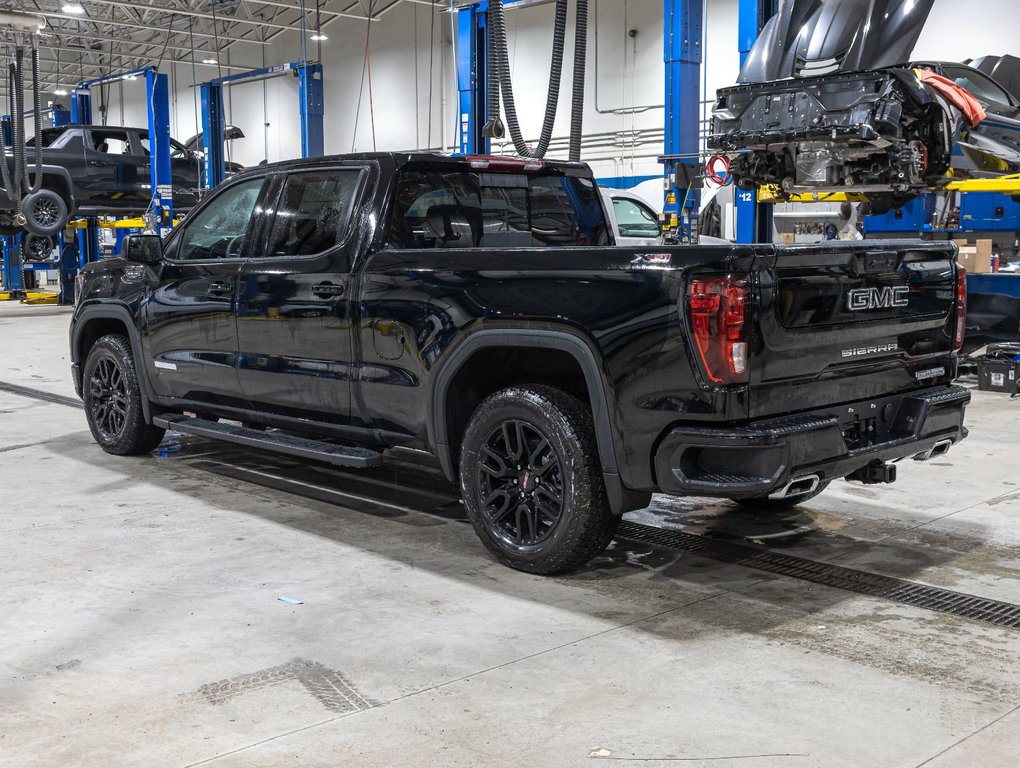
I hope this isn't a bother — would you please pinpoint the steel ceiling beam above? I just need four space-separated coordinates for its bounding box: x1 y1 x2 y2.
44 28 254 58
40 10 267 43
64 0 347 32
239 0 378 20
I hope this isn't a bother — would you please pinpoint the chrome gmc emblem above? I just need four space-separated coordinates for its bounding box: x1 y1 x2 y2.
848 286 909 311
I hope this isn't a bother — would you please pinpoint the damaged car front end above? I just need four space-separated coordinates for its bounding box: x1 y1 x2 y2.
708 0 1020 207
711 68 954 196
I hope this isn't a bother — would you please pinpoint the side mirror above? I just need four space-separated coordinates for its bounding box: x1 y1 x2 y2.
122 233 163 264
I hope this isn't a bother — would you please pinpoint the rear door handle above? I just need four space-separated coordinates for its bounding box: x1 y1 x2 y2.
311 281 345 298
207 281 233 297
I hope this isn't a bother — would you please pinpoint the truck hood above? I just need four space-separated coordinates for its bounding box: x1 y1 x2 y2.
739 0 935 84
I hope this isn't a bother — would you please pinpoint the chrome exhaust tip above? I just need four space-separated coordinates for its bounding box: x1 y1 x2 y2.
769 474 821 500
913 439 953 462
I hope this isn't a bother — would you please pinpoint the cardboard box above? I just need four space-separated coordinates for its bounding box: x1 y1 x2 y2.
978 358 1020 393
954 239 995 273
780 232 796 244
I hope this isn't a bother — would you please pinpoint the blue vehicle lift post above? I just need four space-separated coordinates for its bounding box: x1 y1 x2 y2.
455 2 490 155
662 0 703 244
200 61 325 190
70 67 173 269
735 0 777 244
457 1 564 156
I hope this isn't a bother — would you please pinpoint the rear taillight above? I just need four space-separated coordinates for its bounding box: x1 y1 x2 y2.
954 264 967 352
689 276 749 385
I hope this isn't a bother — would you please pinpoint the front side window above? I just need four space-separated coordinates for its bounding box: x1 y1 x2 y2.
388 169 607 249
139 133 192 160
261 170 362 258
174 177 264 261
612 197 660 238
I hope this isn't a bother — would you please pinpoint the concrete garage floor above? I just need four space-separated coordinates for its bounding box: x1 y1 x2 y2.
1 301 1019 768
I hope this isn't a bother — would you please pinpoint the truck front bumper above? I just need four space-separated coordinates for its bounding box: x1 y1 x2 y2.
653 385 970 499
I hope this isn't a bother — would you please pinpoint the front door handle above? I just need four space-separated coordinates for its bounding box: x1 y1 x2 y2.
207 281 233 297
311 281 345 298
89 160 109 167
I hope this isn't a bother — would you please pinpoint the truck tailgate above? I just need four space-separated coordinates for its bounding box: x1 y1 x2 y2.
750 240 959 419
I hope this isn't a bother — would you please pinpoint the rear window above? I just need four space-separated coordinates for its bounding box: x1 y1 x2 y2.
388 169 608 249
260 169 362 258
27 128 66 148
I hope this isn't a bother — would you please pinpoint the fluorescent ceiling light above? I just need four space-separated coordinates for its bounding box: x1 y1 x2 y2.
202 58 217 64
310 33 328 41
62 3 85 14
53 88 68 95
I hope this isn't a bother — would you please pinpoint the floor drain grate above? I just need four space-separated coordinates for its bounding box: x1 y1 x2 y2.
0 380 83 410
616 521 1020 630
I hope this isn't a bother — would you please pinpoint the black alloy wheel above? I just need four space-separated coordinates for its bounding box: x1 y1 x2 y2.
20 232 54 262
477 419 565 548
82 335 165 455
21 189 69 237
460 385 618 574
88 356 128 442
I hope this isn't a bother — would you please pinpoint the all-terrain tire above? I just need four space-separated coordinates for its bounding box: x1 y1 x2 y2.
732 480 831 511
459 385 617 575
82 334 165 455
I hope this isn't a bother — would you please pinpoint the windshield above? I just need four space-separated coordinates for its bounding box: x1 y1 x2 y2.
942 66 1015 106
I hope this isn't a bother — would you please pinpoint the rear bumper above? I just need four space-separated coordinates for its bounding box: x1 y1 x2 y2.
653 385 970 498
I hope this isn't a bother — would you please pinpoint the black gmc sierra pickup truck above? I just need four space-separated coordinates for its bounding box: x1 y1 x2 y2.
69 152 970 574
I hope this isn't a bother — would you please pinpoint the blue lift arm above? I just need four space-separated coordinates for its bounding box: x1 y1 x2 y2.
200 61 325 189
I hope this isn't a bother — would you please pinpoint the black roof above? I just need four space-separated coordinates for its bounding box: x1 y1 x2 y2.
230 151 590 178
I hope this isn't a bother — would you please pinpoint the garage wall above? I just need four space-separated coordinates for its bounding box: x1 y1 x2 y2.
81 0 748 189
44 0 1020 193
913 0 1020 64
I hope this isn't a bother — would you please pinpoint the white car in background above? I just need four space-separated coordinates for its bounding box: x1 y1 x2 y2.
601 187 730 246
601 188 661 246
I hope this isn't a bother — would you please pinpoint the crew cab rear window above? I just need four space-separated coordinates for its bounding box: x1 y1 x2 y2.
388 169 608 249
27 128 65 148
259 169 362 258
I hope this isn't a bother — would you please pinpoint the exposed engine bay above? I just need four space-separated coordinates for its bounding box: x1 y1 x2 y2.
709 69 957 203
706 0 1020 209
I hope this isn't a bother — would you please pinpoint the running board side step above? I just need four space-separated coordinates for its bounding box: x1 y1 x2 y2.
152 415 384 468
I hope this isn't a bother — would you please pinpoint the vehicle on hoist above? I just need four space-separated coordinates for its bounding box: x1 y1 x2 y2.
69 152 970 574
5 125 206 262
707 0 1020 212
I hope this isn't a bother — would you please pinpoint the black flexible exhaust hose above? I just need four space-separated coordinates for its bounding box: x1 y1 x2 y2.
485 20 503 139
0 64 16 203
29 42 41 194
489 0 567 158
13 46 25 204
568 0 588 162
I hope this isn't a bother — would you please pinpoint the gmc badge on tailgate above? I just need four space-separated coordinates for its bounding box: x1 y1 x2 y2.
848 286 909 311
